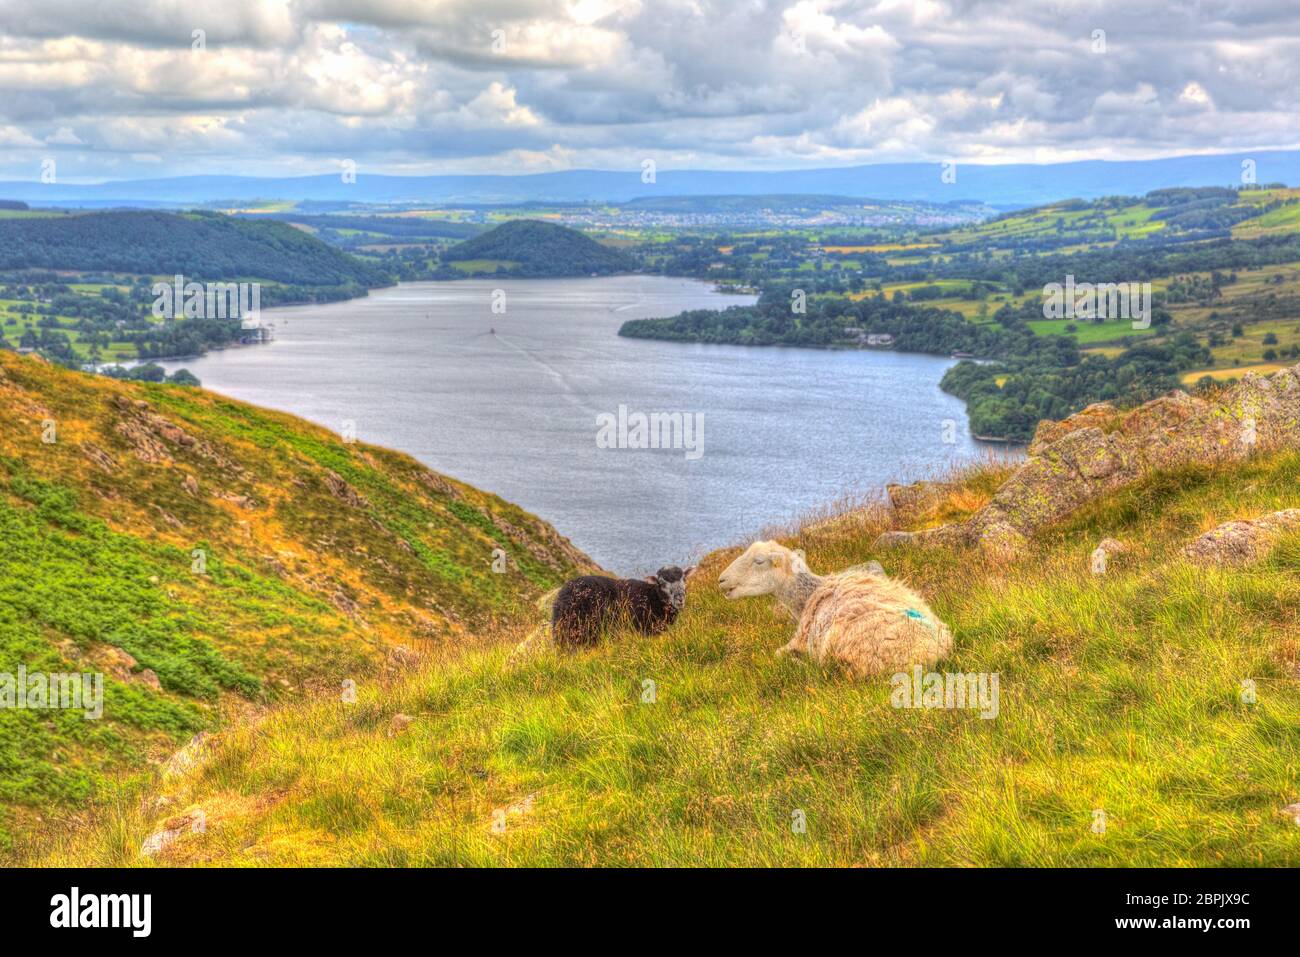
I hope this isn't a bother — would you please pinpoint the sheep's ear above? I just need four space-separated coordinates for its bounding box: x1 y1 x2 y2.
683 566 697 580
645 575 658 584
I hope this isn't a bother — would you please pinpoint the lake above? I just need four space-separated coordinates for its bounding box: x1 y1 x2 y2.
161 276 1006 575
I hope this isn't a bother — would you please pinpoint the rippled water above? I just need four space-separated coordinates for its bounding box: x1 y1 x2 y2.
162 276 1003 574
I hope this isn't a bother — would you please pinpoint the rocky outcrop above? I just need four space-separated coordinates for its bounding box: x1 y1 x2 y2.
112 394 248 478
1027 402 1120 453
1090 538 1130 575
162 731 214 780
323 470 371 508
140 807 206 858
1184 510 1300 566
388 713 414 736
877 365 1300 557
885 480 956 516
80 442 117 474
487 509 596 574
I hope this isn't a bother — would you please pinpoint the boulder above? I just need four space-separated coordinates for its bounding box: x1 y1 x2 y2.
1028 402 1119 454
140 807 206 858
140 826 181 858
388 713 414 736
875 530 919 549
1090 538 1129 575
162 731 214 779
1183 510 1300 566
886 480 955 515
892 366 1300 555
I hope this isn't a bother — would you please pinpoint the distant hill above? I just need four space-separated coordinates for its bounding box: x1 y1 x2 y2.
4 150 1297 207
618 193 993 215
240 211 483 242
0 351 596 855
0 210 387 287
441 219 634 277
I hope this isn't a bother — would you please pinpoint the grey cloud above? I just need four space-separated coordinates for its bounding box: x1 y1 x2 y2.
0 0 1297 179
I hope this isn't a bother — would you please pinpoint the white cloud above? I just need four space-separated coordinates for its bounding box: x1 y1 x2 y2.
462 82 541 126
1179 81 1212 107
44 125 82 144
0 0 1296 178
0 124 42 147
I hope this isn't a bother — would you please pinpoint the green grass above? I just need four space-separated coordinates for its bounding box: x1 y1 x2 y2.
1233 192 1300 237
1028 318 1155 343
449 258 519 273
0 351 592 860
42 450 1300 866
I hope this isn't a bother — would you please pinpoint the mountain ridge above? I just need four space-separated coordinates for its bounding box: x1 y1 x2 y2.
4 150 1297 207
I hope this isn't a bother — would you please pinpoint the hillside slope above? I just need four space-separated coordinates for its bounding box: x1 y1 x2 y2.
40 375 1300 867
0 351 594 856
0 210 387 287
442 219 633 277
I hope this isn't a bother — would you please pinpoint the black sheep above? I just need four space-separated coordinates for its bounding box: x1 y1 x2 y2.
551 566 695 649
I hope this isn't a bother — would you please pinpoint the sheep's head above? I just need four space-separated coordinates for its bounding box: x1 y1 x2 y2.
718 541 803 599
647 565 695 610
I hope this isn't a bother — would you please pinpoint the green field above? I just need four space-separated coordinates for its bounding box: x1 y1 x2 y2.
1028 318 1155 343
449 258 519 273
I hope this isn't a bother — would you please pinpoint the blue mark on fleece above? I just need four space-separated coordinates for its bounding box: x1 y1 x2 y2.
905 607 938 631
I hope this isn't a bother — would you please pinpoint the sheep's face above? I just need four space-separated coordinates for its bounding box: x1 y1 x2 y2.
718 541 793 599
649 565 694 611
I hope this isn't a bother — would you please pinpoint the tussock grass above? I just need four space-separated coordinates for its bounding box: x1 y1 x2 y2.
38 450 1300 866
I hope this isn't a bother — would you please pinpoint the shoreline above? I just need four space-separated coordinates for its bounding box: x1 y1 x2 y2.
144 276 988 574
617 329 1019 443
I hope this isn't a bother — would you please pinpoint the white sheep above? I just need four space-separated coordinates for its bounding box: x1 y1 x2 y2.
717 541 952 679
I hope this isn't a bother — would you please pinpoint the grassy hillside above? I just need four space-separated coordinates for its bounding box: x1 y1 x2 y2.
40 442 1300 866
0 351 594 857
442 219 634 277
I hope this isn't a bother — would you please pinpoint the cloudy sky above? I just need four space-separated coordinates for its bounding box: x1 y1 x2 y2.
0 0 1297 181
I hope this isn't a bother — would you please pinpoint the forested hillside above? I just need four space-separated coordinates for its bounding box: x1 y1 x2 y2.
442 219 634 277
0 210 387 287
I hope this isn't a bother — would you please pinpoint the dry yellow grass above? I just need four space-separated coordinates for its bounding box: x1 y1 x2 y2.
1182 363 1286 384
